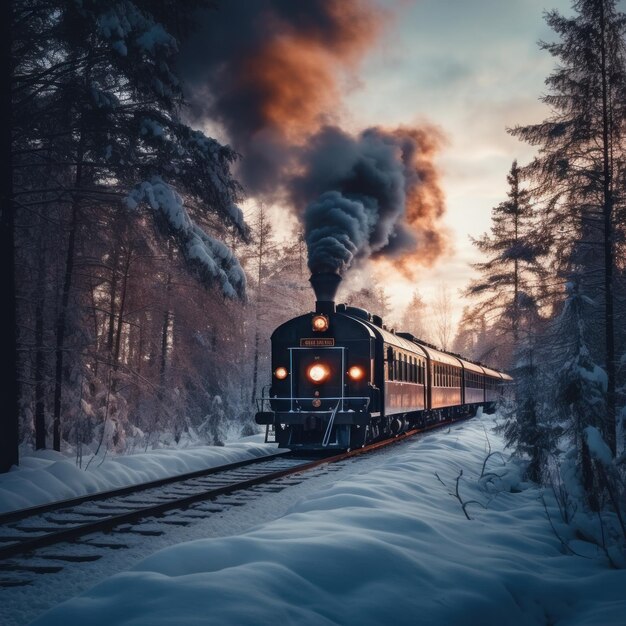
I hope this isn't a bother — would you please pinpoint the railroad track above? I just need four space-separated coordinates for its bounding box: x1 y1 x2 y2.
0 419 465 588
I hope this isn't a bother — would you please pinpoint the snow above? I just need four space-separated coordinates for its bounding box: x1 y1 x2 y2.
31 416 626 626
583 426 613 466
139 117 165 138
0 437 275 514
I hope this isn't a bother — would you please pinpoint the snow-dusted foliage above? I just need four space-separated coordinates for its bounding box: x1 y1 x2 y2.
9 0 251 462
126 178 245 299
463 0 626 563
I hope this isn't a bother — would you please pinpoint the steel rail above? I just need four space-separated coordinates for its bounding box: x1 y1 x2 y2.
0 450 291 525
0 414 471 563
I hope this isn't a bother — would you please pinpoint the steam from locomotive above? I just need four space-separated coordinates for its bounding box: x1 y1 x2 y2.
180 0 449 275
179 0 380 195
299 126 448 276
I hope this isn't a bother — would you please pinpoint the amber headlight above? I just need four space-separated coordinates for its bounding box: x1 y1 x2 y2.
348 365 365 381
307 363 329 383
274 367 288 380
312 314 329 332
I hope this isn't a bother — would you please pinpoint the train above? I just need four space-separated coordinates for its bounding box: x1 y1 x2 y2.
255 272 512 451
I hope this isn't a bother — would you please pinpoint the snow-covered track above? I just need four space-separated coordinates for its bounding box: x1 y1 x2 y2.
0 453 304 567
0 451 292 526
0 419 467 587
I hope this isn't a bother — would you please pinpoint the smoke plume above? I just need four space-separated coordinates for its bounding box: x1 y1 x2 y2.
180 0 448 277
295 126 448 275
180 0 379 195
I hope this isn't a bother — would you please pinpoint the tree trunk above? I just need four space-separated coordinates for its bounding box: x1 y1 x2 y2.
599 2 616 455
160 267 172 388
34 236 47 450
52 108 86 451
52 199 79 451
112 244 132 392
0 0 19 472
107 242 120 354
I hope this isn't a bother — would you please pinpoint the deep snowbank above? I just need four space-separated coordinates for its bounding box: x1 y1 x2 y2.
0 436 274 514
33 417 626 626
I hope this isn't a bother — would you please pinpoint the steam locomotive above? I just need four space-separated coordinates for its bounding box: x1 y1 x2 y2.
255 272 512 451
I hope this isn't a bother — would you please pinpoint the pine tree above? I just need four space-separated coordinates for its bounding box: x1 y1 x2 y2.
400 290 427 340
0 0 19 472
467 160 542 360
510 0 626 454
5 1 249 463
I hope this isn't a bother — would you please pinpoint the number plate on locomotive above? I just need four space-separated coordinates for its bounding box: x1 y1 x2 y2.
300 338 335 347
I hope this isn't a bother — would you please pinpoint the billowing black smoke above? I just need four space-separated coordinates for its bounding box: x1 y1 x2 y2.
296 126 446 275
177 1 447 279
178 0 378 195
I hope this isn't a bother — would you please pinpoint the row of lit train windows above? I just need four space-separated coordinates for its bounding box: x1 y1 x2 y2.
433 363 461 388
466 371 485 389
385 346 498 390
386 349 426 384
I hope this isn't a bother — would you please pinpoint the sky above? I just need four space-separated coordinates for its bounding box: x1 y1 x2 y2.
340 0 574 323
190 0 578 326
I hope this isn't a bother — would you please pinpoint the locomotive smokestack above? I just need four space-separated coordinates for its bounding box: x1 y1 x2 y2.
310 272 341 314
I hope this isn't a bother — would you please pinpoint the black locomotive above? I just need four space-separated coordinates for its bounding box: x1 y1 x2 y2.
255 272 512 451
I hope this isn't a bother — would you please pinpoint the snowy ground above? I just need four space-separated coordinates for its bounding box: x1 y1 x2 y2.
27 415 626 626
0 435 275 514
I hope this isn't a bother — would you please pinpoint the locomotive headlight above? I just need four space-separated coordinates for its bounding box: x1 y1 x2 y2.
274 367 288 380
312 314 329 332
348 365 365 381
307 363 329 383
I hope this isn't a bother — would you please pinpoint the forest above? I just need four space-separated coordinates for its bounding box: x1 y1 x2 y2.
1 0 625 557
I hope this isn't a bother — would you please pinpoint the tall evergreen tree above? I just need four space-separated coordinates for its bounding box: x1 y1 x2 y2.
3 1 249 465
0 0 19 472
510 0 626 454
467 160 542 361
